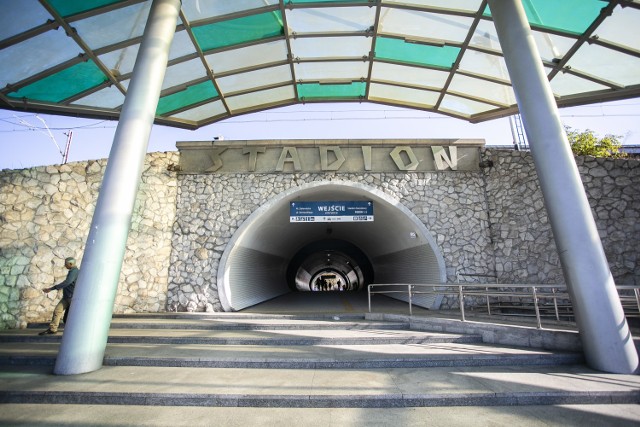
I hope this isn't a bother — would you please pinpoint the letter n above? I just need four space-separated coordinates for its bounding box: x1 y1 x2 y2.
432 146 458 171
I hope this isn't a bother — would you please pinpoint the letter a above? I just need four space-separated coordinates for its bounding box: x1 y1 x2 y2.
276 147 301 171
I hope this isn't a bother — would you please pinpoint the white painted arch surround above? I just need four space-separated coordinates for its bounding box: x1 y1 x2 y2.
217 180 447 311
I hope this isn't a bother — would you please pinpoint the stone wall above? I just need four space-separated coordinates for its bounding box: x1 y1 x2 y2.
169 172 495 312
483 150 640 287
1 148 638 328
578 155 640 286
169 149 640 311
483 150 563 284
0 152 178 329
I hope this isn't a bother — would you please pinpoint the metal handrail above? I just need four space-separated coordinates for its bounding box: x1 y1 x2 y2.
368 283 571 329
616 286 640 317
368 283 640 328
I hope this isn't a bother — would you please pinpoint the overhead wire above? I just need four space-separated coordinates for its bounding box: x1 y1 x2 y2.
1 102 639 128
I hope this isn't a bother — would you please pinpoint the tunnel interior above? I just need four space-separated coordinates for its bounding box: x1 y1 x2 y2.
287 239 374 292
217 181 446 312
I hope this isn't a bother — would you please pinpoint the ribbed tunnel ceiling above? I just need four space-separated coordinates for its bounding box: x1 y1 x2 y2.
1 0 639 130
218 181 446 311
234 183 427 258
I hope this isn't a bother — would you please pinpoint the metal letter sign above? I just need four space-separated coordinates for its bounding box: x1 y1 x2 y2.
290 201 374 223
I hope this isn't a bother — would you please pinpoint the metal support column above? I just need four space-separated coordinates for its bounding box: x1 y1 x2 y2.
487 0 638 373
54 0 181 375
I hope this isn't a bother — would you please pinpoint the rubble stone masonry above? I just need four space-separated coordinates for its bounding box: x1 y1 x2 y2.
0 148 637 328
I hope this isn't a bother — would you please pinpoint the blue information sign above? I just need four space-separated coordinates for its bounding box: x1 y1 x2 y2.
290 201 374 223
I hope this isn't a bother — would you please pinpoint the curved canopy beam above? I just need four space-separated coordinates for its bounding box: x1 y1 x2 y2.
1 0 639 129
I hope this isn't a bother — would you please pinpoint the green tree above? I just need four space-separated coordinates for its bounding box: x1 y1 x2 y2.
565 127 627 158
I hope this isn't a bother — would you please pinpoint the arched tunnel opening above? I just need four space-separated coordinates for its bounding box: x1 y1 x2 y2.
217 181 446 312
286 239 374 292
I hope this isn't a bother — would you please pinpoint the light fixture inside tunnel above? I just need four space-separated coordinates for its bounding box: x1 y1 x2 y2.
287 239 374 292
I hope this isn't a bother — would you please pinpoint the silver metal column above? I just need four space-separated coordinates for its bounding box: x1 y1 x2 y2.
54 0 181 375
487 0 638 373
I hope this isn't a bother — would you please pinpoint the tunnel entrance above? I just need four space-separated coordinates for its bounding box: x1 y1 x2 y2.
217 181 446 312
287 239 374 292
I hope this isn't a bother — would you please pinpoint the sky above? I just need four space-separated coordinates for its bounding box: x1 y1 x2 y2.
1 99 639 170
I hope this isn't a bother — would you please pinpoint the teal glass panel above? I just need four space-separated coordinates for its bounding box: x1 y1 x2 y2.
484 0 607 35
46 0 125 17
156 81 219 115
375 37 460 69
297 82 366 99
192 11 284 51
8 61 107 103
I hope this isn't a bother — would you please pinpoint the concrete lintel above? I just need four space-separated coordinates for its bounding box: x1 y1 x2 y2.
176 139 486 151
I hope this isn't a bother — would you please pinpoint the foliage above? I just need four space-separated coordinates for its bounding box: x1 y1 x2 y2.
565 127 627 158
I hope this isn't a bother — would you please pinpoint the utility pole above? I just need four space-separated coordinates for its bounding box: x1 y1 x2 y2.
62 131 73 164
15 114 71 164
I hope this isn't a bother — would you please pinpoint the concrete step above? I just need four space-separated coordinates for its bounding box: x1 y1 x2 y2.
0 345 584 369
2 314 582 369
1 308 637 423
28 318 411 331
0 364 638 409
113 312 369 320
2 403 640 426
1 328 484 346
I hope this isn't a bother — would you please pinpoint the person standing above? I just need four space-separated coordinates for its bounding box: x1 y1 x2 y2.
39 257 79 335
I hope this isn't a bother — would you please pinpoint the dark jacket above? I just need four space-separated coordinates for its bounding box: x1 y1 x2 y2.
52 267 79 300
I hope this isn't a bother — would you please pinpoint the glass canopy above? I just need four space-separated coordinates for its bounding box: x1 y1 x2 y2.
0 0 638 129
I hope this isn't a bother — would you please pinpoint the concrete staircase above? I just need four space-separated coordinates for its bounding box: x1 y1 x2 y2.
1 313 639 425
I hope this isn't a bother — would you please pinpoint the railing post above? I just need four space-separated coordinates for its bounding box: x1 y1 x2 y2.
368 285 372 313
532 287 542 329
486 286 491 315
408 284 413 316
459 285 466 322
552 288 560 321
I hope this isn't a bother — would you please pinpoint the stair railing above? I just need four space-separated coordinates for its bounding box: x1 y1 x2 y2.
368 283 640 328
368 283 570 329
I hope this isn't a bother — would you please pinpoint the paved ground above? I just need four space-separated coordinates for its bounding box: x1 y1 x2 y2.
1 292 638 426
1 362 640 426
244 292 583 331
2 403 640 426
243 291 432 316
